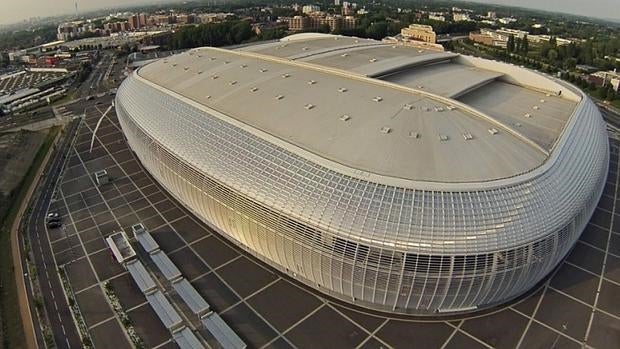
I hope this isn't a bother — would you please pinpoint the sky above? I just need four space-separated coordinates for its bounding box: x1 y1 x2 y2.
0 0 619 25
467 0 620 22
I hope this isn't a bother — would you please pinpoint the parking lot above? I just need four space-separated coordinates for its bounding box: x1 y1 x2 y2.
0 70 67 95
44 103 620 349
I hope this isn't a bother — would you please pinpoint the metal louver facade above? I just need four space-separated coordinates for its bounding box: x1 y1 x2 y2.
115 67 608 315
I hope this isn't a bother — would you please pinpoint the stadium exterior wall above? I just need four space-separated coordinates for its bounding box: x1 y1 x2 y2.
115 67 609 316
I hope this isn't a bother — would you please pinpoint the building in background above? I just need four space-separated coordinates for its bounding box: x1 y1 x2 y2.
428 13 446 22
453 13 471 22
302 5 321 14
401 24 436 43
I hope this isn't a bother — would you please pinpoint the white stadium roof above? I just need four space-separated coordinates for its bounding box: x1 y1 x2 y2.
137 34 579 183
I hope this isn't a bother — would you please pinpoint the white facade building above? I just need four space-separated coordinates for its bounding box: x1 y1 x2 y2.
116 34 608 315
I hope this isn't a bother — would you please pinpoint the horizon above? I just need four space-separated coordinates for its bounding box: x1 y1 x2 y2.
0 0 619 27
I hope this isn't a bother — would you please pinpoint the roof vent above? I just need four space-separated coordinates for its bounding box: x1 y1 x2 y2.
488 128 499 135
229 80 237 85
354 39 359 43
281 73 290 78
197 55 202 58
524 113 531 118
339 114 351 121
250 87 258 92
435 106 444 112
338 87 348 93
380 126 391 134
403 104 414 110
240 64 247 68
372 96 383 102
304 103 315 110
438 134 449 141
205 95 212 99
183 66 189 71
514 122 522 127
409 131 420 138
540 99 546 103
392 45 397 48
163 60 168 64
545 93 552 97
172 63 177 67
302 47 309 51
211 75 219 79
533 105 540 110
197 71 203 74
341 53 349 57
463 133 474 141
369 58 378 62
446 105 456 111
417 50 424 53
307 80 317 85
275 94 284 100
259 68 268 72
417 85 424 89
209 57 216 61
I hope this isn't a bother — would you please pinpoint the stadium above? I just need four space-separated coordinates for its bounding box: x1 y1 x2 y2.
115 33 609 315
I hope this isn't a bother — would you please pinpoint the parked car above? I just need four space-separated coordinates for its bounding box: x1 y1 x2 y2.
46 212 60 223
47 221 62 229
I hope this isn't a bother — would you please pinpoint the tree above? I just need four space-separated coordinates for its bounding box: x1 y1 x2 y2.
507 34 515 53
521 35 529 54
547 49 559 62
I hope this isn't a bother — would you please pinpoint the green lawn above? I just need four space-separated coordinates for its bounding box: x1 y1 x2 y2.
0 126 60 349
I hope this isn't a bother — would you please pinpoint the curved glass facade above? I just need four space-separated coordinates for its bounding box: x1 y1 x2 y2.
115 69 608 315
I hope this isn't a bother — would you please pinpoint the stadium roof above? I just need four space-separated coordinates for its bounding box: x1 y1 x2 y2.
137 34 579 183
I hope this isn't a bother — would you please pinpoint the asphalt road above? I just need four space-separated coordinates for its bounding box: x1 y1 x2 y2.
24 119 82 349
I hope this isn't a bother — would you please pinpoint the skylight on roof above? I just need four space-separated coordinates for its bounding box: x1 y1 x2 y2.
275 94 284 100
250 87 258 92
369 58 378 62
339 114 351 121
338 87 348 93
463 133 474 141
439 134 449 141
409 131 420 138
488 128 498 135
307 80 317 85
403 104 414 110
372 96 383 102
380 127 391 134
304 103 315 110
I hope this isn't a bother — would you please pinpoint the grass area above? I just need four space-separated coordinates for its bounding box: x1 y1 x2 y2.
0 125 61 349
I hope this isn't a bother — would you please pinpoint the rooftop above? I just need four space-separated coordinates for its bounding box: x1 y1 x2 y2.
137 34 580 183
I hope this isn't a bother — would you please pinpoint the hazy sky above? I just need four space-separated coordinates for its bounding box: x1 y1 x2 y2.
0 0 619 25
